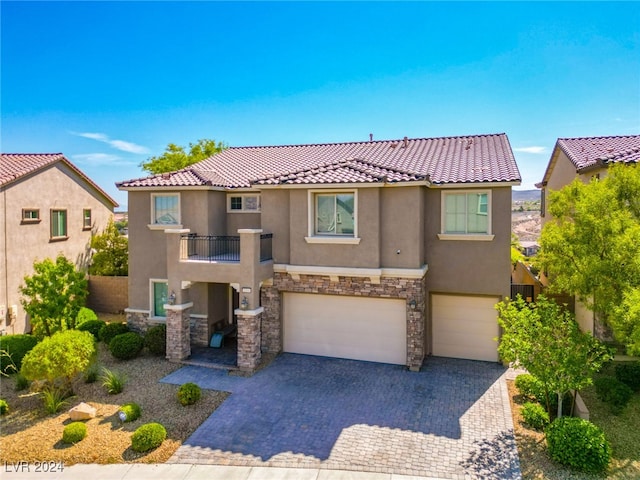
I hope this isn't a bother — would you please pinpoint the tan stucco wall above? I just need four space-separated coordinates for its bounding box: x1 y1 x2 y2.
380 186 424 268
1 163 114 334
261 189 290 264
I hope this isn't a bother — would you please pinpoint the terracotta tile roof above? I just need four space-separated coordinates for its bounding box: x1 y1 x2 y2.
557 135 640 171
1 153 118 207
117 133 521 189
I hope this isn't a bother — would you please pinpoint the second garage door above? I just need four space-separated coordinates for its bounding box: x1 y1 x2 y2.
283 292 407 365
431 294 500 362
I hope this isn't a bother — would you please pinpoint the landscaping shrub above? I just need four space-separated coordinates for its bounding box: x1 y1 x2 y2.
42 387 69 414
615 361 640 392
514 374 547 404
99 322 129 344
84 363 100 383
14 373 30 391
521 402 550 431
62 422 87 444
546 417 611 473
77 319 106 340
109 332 144 360
0 334 38 374
75 307 98 326
144 324 166 356
131 423 166 452
0 399 8 415
118 402 141 422
595 376 633 414
177 382 202 406
100 367 127 394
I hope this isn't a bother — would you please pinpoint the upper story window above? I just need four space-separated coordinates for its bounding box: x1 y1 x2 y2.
227 193 261 213
51 209 68 241
21 209 40 224
304 190 360 244
151 193 180 225
83 209 92 230
439 191 494 241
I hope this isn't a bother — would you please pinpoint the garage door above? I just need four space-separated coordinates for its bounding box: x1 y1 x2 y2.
283 293 406 365
432 294 500 362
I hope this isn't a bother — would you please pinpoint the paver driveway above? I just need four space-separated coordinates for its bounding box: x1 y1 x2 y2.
164 354 521 479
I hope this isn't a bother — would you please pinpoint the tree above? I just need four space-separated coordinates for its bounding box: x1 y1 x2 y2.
140 138 227 174
511 233 525 267
497 295 612 418
539 164 640 353
20 255 88 337
89 218 128 276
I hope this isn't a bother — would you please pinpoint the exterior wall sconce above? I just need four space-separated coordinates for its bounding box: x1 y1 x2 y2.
168 291 176 305
409 299 417 310
241 296 249 310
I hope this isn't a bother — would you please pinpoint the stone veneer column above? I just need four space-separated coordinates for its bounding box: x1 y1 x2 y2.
260 284 282 353
235 307 263 372
165 302 193 361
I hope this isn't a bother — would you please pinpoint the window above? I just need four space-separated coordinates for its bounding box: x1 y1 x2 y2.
315 192 355 236
227 194 261 212
151 194 180 225
83 209 92 230
442 191 491 235
151 280 168 318
50 209 67 240
21 209 40 224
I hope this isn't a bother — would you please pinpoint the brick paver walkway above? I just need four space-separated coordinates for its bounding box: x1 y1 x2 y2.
164 354 521 480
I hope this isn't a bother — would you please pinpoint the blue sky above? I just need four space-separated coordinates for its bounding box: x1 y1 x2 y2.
2 1 639 209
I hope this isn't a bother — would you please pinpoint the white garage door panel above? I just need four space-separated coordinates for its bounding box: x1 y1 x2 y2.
432 294 499 362
284 293 406 365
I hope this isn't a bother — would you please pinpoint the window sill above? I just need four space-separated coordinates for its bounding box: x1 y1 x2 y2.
304 236 362 245
49 236 69 242
227 210 261 214
21 219 41 225
147 224 183 231
437 234 495 241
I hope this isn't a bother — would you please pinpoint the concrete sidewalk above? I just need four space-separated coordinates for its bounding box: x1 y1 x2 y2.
1 463 447 480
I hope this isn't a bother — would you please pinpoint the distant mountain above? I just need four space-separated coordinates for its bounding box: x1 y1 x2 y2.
512 189 540 202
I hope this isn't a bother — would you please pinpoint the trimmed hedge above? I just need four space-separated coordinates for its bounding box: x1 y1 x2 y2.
77 319 106 340
62 422 87 444
615 361 640 392
99 322 129 345
546 417 611 473
177 382 202 406
109 333 144 360
144 324 166 356
0 334 38 374
521 402 549 431
514 374 547 404
75 307 98 326
131 423 166 452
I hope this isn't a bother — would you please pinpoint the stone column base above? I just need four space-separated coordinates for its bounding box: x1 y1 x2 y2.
235 307 263 372
166 302 193 361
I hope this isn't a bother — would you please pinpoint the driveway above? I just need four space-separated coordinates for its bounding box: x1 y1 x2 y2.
163 354 521 480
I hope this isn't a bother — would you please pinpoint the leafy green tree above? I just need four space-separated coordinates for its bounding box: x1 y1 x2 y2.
497 295 613 418
539 164 640 353
20 255 88 337
21 330 96 393
89 218 128 276
140 138 227 174
511 233 525 267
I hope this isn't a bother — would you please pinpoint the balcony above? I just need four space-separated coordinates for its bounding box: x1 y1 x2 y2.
180 233 273 263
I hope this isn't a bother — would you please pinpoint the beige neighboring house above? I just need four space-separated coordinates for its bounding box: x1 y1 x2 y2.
537 135 640 334
0 153 118 334
117 134 521 372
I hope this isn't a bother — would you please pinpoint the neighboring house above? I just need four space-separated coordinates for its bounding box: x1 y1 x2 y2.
519 241 539 257
117 134 521 371
0 153 118 334
536 135 640 334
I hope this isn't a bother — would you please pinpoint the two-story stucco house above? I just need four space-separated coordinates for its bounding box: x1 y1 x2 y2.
537 134 640 334
117 133 521 372
0 153 118 334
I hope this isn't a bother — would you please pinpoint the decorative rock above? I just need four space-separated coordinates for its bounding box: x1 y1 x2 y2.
69 402 96 421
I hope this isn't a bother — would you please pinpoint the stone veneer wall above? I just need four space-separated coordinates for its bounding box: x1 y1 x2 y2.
126 310 208 347
261 271 427 370
236 310 262 371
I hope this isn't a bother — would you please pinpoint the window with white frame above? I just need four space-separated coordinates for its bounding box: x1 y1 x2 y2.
83 209 92 230
22 209 40 224
227 193 261 213
443 191 490 234
151 194 180 225
50 209 68 239
151 280 168 318
314 192 355 236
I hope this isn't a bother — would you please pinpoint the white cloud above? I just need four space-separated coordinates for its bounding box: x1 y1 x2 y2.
72 153 136 166
513 146 547 154
72 131 150 154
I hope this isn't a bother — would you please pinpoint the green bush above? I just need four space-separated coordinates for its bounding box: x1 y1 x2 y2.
109 332 144 360
0 334 38 374
118 402 141 422
521 402 550 431
100 367 127 394
514 374 547 404
0 399 8 415
177 382 202 406
99 322 129 344
84 363 100 383
595 376 633 414
75 307 98 326
77 319 106 340
615 361 640 392
42 387 69 414
131 422 166 452
62 422 87 444
144 324 166 356
14 373 30 391
546 417 611 473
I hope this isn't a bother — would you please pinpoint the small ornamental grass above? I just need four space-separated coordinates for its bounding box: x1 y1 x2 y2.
42 387 70 414
131 422 166 452
520 402 549 431
14 373 30 391
62 422 87 444
118 402 141 422
177 382 202 406
100 367 127 395
546 416 611 474
84 363 100 384
0 399 8 415
109 332 144 360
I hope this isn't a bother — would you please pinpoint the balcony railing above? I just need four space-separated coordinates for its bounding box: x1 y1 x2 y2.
181 233 273 263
